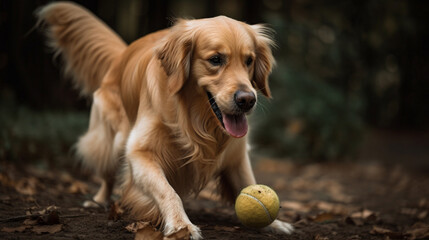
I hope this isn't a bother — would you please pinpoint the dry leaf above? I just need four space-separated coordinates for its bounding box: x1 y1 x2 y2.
350 209 377 222
15 177 40 195
314 234 329 240
312 201 353 215
135 228 163 240
35 205 60 225
1 225 29 233
164 227 190 240
126 221 152 233
311 212 336 223
68 180 89 194
31 224 62 234
370 226 392 234
417 211 427 220
38 205 59 215
406 227 429 240
370 226 403 238
39 211 60 225
59 172 74 183
345 216 364 226
406 223 429 240
281 201 311 213
294 218 309 227
23 218 38 225
348 235 361 240
213 226 236 232
127 221 163 240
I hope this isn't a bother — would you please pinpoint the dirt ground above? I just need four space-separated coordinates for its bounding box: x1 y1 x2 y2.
1 130 429 240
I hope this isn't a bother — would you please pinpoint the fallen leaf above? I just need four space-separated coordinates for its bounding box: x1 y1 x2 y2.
23 219 38 225
59 172 74 183
310 212 336 223
312 201 354 215
68 180 89 194
36 206 60 225
213 226 236 232
281 201 311 213
406 223 429 240
370 226 392 234
126 221 151 233
350 209 377 222
31 224 63 234
314 234 329 240
348 235 361 240
417 211 427 220
1 225 29 233
38 205 59 215
370 226 403 238
15 177 40 195
135 228 163 240
127 222 163 240
294 218 309 227
345 216 364 226
164 227 190 240
406 227 429 240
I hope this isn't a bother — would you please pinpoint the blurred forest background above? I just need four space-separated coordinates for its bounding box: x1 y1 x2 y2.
1 0 428 166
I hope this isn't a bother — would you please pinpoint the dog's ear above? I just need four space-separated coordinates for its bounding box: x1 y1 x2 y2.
157 20 194 95
251 24 276 98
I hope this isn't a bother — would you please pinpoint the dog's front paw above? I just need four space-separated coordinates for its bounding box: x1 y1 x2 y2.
264 220 294 234
164 222 202 240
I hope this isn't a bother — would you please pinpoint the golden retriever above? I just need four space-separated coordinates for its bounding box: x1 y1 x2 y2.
37 2 293 238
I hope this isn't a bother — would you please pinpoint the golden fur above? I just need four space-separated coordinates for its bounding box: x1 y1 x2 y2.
37 2 293 238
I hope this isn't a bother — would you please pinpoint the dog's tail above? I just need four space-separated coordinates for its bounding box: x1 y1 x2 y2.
36 2 127 96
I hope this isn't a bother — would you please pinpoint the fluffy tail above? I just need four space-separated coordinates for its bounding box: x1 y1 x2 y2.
36 2 127 96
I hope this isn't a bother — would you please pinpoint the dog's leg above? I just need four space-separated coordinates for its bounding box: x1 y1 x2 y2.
127 150 202 239
79 88 130 208
220 140 294 235
219 148 257 203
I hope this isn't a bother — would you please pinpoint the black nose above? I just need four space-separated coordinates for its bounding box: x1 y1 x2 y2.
234 90 256 112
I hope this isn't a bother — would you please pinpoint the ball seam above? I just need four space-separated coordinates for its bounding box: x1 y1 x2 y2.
240 192 273 222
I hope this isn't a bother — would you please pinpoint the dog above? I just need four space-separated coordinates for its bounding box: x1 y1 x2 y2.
37 2 293 239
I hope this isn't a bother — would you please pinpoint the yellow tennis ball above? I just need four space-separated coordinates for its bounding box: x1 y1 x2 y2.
235 184 280 228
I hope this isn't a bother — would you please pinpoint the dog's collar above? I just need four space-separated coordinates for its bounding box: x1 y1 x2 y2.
206 91 224 127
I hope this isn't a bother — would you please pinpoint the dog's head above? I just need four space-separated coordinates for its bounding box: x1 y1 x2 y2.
157 16 275 138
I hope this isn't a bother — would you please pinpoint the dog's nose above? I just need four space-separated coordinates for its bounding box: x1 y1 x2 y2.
234 90 256 112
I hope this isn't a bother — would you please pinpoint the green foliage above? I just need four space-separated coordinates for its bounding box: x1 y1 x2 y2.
0 104 88 163
252 66 363 160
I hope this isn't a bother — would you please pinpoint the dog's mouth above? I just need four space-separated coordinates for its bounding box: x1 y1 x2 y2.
207 92 248 138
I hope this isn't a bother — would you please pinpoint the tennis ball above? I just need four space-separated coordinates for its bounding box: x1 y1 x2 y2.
235 184 280 228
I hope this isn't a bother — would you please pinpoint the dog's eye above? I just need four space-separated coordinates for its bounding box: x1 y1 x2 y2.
208 55 223 66
246 57 253 67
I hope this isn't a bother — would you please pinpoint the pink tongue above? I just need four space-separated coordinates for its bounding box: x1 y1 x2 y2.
222 113 248 138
